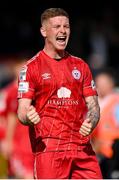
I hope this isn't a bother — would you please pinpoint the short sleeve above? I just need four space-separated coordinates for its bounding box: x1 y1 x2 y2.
83 63 97 97
18 65 35 99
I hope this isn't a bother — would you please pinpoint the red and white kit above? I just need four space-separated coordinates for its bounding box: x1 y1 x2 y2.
18 50 102 179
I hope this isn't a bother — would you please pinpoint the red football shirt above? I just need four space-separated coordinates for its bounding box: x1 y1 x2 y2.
0 82 18 140
0 81 32 154
0 88 8 139
18 50 97 153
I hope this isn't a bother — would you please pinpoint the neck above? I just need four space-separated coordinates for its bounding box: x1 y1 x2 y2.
43 47 65 59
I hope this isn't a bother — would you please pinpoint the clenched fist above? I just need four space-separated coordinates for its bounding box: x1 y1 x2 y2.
26 105 40 124
79 118 93 137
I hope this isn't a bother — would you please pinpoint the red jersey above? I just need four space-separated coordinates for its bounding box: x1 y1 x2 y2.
0 82 18 140
0 88 8 139
18 50 97 153
0 81 32 154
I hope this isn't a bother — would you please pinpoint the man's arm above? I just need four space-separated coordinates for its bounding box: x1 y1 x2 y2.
1 112 17 159
17 98 40 125
79 95 100 136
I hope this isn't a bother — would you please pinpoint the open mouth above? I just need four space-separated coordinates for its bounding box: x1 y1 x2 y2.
56 36 66 43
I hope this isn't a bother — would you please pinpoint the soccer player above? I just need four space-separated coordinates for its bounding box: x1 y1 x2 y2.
0 57 34 178
17 8 102 179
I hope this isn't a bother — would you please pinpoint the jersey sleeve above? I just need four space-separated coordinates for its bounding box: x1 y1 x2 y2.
83 63 97 97
18 64 36 99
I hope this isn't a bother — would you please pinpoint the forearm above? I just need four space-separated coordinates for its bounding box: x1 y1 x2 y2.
1 113 17 158
18 99 40 125
86 96 100 129
17 105 31 126
17 98 33 125
6 113 17 141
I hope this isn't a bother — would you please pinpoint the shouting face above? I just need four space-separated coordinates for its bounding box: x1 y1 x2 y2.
40 16 70 52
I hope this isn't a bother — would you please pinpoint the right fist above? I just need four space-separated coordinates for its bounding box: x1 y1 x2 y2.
26 105 40 124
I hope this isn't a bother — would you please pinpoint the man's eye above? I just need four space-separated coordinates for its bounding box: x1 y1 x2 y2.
53 25 60 28
65 25 70 28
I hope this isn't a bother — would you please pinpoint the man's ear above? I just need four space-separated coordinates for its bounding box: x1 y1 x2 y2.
40 26 46 38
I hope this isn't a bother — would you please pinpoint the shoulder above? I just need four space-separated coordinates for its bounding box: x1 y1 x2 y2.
69 54 88 65
24 51 41 68
19 51 42 80
20 51 42 75
69 54 90 70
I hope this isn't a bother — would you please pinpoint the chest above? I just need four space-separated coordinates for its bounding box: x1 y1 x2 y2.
38 60 83 89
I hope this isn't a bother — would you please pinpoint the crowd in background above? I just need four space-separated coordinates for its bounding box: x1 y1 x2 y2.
0 1 119 179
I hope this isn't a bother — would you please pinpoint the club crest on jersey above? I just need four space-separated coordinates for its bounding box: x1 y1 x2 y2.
72 68 81 80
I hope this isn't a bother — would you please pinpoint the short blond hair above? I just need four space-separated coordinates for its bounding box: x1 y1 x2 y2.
41 8 69 25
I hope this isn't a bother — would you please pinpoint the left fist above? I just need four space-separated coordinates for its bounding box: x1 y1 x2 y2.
79 118 93 136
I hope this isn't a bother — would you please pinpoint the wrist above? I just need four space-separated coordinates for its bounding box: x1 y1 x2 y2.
19 117 33 126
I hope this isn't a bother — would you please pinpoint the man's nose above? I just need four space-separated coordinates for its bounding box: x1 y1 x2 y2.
60 26 66 33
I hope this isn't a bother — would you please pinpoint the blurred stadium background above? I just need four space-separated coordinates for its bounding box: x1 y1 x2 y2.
0 0 119 86
0 0 119 179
